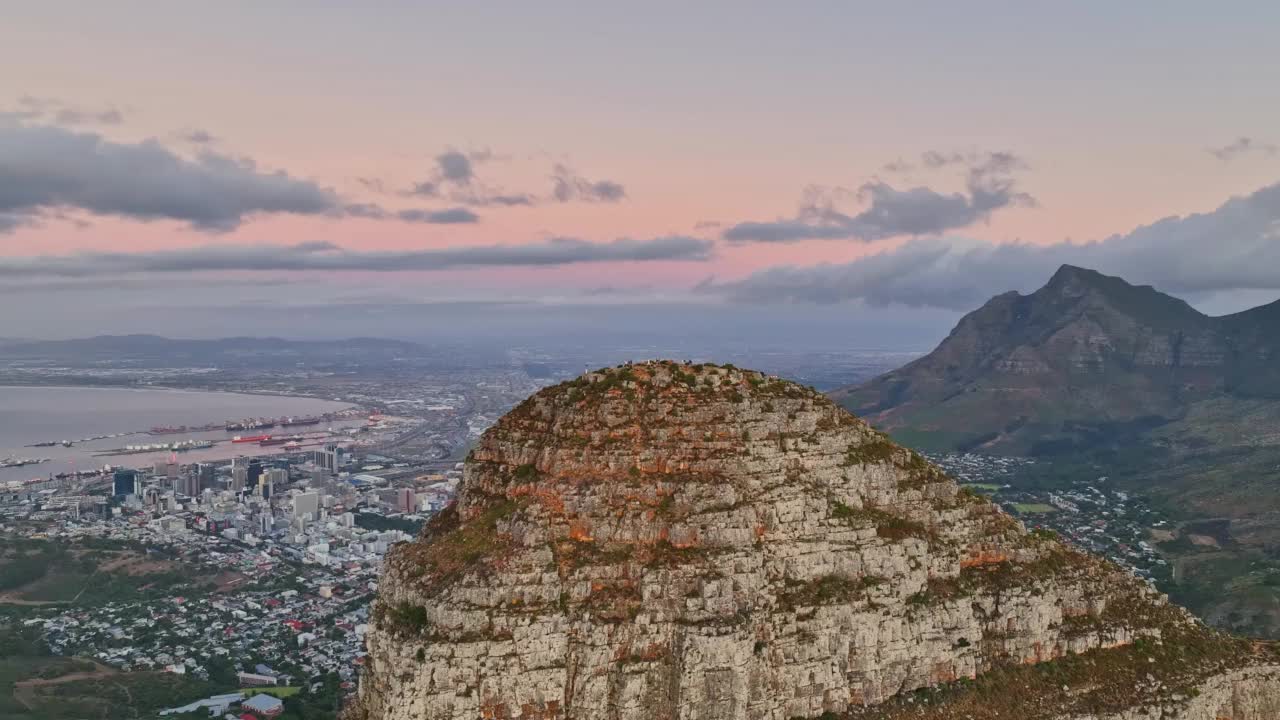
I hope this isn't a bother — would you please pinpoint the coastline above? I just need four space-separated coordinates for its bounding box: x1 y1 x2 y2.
0 382 356 407
0 386 363 483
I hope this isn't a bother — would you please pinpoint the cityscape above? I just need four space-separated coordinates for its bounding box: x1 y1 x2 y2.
0 348 556 718
0 343 1193 717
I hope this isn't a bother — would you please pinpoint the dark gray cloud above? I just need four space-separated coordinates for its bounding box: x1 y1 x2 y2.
404 149 527 206
0 236 712 278
0 119 340 231
12 96 124 126
403 154 625 208
342 203 478 224
551 164 627 203
727 151 1033 244
413 149 491 191
396 207 479 224
435 150 480 184
0 119 478 232
708 180 1280 309
1208 137 1277 162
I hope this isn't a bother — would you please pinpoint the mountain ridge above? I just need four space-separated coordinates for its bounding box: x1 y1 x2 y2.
833 265 1280 454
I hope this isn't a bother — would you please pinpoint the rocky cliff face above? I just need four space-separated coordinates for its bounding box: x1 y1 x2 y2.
832 265 1280 454
350 361 1279 720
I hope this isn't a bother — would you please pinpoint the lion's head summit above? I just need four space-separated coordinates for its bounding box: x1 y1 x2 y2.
349 361 1280 720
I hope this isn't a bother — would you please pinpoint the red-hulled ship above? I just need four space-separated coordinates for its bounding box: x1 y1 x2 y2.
232 434 271 444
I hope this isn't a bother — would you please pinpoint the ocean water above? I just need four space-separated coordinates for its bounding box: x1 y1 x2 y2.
0 385 356 483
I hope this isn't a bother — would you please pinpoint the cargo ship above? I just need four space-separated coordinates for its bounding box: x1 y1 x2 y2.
0 457 51 469
232 434 272 444
151 425 189 434
280 416 322 428
258 435 302 447
225 419 276 432
107 439 214 455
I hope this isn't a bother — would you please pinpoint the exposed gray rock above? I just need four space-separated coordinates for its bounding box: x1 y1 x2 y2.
350 361 1280 720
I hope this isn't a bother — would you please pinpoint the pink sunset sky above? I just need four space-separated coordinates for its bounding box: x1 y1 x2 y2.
3 2 1280 338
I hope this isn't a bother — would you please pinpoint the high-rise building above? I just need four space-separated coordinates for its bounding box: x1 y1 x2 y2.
231 457 250 492
293 491 319 519
397 488 416 514
313 443 344 474
196 463 216 493
176 469 199 497
113 469 139 497
260 467 286 499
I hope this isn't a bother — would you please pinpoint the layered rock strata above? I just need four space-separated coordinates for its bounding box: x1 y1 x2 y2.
351 361 1280 720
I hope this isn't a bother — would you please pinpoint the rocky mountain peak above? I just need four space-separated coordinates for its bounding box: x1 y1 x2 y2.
1044 263 1108 292
349 361 1278 720
1035 265 1205 329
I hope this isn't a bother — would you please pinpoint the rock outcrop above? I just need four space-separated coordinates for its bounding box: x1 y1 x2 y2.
351 361 1280 720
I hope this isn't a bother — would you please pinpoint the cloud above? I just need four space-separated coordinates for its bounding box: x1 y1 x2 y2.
726 151 1033 244
395 207 479 224
1208 137 1277 162
551 164 626 203
357 177 387 194
707 180 1280 308
0 236 713 278
181 129 217 144
402 153 625 208
0 213 32 233
0 118 341 231
11 96 124 126
403 149 535 206
408 149 491 193
435 150 476 184
0 119 482 232
342 203 479 225
881 158 914 174
454 192 537 207
405 180 439 198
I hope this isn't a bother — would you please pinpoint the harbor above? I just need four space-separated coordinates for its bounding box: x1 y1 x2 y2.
0 456 52 469
0 386 361 484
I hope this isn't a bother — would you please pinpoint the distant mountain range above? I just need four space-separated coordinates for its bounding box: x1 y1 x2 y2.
0 334 426 367
834 264 1280 455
